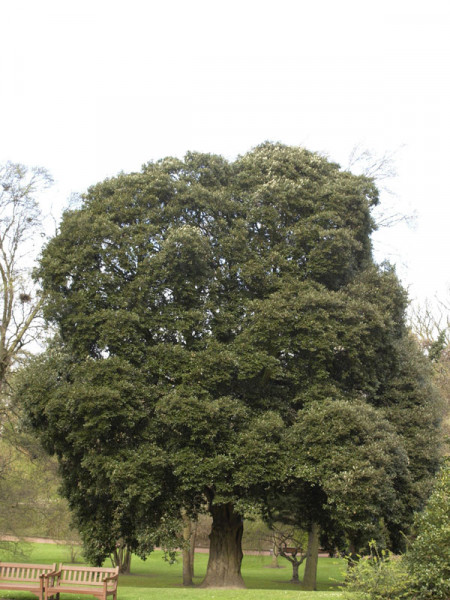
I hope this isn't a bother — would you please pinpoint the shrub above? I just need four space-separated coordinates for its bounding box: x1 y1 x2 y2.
342 541 414 600
406 461 450 600
342 463 449 600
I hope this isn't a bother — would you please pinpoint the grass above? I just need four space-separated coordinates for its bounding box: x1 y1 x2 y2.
0 542 348 600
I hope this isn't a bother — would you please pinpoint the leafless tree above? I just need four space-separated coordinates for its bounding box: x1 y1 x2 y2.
410 291 450 453
264 524 307 584
0 161 52 400
346 144 414 229
410 294 450 353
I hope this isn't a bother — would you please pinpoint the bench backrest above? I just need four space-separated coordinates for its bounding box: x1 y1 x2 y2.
0 563 57 582
58 565 119 586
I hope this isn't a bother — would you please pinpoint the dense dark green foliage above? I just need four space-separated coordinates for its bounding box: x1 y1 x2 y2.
20 143 441 574
284 399 411 544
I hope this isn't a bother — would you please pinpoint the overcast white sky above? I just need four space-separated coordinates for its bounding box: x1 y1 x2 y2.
1 0 449 310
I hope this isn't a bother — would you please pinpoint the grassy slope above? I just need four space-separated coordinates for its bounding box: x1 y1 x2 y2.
0 543 347 600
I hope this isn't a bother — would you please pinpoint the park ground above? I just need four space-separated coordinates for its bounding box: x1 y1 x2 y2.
0 541 348 600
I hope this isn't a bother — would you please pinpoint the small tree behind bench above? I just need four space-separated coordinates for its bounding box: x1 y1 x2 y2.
272 526 308 584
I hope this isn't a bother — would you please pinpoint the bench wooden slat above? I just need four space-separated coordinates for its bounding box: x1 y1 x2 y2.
44 564 119 600
0 562 57 600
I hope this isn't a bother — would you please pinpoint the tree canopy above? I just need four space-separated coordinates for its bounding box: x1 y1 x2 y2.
20 143 441 587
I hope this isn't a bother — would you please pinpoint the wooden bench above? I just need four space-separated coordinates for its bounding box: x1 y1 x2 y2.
0 562 57 600
44 565 119 600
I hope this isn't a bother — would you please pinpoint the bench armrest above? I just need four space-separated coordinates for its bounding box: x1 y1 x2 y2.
103 573 119 583
43 569 61 582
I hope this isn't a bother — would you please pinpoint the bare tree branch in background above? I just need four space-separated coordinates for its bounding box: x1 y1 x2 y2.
0 161 52 401
0 162 59 554
410 293 450 353
347 144 415 228
410 290 450 453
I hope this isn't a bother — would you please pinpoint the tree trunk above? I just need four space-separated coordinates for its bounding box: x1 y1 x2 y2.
347 541 358 569
112 541 132 574
290 561 300 583
122 547 131 574
270 550 280 568
200 503 245 588
269 533 281 568
182 513 197 586
302 522 319 591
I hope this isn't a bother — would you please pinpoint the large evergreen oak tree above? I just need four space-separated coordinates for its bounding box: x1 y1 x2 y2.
21 144 440 587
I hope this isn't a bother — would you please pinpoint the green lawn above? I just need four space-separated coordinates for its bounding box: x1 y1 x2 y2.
1 543 348 600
